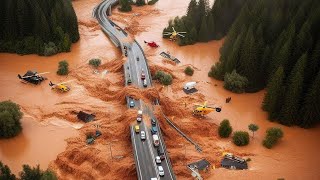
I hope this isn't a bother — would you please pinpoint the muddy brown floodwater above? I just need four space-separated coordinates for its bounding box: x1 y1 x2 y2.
111 0 320 179
0 117 78 175
0 0 320 179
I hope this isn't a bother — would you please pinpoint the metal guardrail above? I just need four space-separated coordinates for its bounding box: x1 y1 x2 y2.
155 100 202 152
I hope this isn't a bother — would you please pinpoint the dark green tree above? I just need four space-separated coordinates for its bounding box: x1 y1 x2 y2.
0 101 23 138
223 70 248 93
136 0 146 6
279 53 307 125
232 131 250 146
262 127 283 149
262 66 285 120
56 60 69 75
119 0 132 12
299 70 320 128
198 17 209 42
248 124 259 138
218 119 232 138
184 66 194 76
207 13 214 39
0 161 16 180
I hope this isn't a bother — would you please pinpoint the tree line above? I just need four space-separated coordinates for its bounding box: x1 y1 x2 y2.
0 161 57 180
208 0 320 128
0 0 79 56
162 0 247 46
119 0 159 12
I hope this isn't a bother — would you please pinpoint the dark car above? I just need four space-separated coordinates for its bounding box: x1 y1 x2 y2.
151 118 156 125
157 147 165 160
137 57 139 61
127 78 132 85
151 126 158 134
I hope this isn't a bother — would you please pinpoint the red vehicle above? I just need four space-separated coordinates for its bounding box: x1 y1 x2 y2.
144 41 159 48
141 70 145 80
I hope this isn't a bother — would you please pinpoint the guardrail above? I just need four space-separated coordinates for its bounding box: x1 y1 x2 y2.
155 118 176 179
155 100 202 152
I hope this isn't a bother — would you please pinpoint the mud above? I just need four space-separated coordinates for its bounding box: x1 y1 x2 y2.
0 0 320 179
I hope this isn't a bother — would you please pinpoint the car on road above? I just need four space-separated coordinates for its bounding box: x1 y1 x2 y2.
158 166 164 177
157 147 165 160
141 69 145 80
155 156 161 164
152 134 159 146
130 100 135 108
151 118 156 125
140 131 146 140
151 178 157 180
151 126 158 134
137 57 139 61
143 79 147 87
135 125 140 133
127 78 132 85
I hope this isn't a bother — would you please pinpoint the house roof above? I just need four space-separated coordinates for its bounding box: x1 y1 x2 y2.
221 158 248 169
77 111 95 122
187 159 211 171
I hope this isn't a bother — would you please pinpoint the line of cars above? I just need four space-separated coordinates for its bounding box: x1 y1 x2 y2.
134 110 165 177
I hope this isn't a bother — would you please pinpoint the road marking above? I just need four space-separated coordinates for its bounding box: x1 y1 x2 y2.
131 126 143 179
144 121 160 179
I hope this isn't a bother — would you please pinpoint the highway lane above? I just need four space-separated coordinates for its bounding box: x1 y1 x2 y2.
94 1 175 179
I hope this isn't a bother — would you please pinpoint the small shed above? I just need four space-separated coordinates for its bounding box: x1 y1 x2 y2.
77 111 96 123
221 155 248 170
187 159 211 171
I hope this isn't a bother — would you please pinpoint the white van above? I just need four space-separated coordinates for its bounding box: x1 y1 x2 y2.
152 134 159 146
143 79 147 87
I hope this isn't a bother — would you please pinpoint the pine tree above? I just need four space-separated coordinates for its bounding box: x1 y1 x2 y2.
294 20 313 61
299 70 320 128
262 66 285 120
238 25 259 91
198 0 209 23
186 0 198 26
189 26 197 44
198 16 209 42
224 30 244 73
136 0 146 6
207 13 214 40
279 53 307 125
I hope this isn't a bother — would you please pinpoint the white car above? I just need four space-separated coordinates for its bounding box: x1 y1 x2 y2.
158 166 164 176
140 131 146 140
155 156 161 164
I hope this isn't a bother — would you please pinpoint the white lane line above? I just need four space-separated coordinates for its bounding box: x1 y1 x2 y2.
132 126 143 179
144 120 160 179
132 46 142 86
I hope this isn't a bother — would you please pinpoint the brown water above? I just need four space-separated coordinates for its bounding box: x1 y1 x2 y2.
0 116 77 174
112 0 320 179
